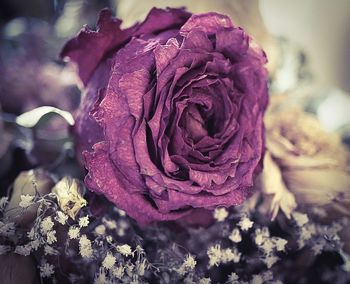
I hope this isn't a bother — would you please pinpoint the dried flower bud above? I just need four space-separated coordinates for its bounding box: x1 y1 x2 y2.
52 177 87 220
5 169 54 226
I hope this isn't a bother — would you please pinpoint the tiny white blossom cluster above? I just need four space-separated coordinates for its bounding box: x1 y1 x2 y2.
238 216 254 231
207 244 241 267
293 211 346 256
1 179 350 284
214 207 229 222
79 234 93 258
39 261 55 278
19 194 35 208
174 254 197 276
116 244 132 257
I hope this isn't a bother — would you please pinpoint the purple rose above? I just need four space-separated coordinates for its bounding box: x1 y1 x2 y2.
61 8 268 225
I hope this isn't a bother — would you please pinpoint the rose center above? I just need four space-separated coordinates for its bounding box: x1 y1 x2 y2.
180 103 218 143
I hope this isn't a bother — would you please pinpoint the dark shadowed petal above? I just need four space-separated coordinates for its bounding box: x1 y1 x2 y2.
73 58 112 159
155 184 251 213
148 63 192 148
133 121 206 199
216 28 249 61
188 168 228 187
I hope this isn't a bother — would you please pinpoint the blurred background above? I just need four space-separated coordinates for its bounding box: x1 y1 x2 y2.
0 0 350 140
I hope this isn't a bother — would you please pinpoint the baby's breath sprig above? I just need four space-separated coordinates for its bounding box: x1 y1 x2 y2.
1 173 350 283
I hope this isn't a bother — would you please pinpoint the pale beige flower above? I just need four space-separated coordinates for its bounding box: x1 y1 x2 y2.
273 237 288 252
262 107 350 220
0 197 8 212
264 255 279 269
136 259 147 276
52 177 87 220
221 248 241 263
199 277 211 284
207 244 222 267
94 224 106 236
266 108 348 168
228 272 239 282
292 212 309 227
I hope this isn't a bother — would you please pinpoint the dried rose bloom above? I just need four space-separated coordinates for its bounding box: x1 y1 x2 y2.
62 8 268 224
264 108 350 219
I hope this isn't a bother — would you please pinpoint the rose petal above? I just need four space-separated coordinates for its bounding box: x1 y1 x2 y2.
61 8 190 86
180 12 233 35
155 184 250 212
181 29 213 51
154 38 180 75
74 59 112 157
84 142 189 224
216 28 249 61
133 7 191 36
61 9 133 86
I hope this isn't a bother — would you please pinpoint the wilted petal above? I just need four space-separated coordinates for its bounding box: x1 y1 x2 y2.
216 28 249 60
180 12 233 35
133 7 191 36
181 29 213 51
74 59 112 157
60 9 133 85
261 152 297 220
52 177 87 220
154 38 180 75
284 168 350 217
